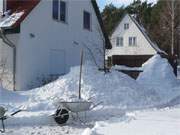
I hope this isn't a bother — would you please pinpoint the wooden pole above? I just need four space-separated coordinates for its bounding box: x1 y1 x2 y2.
171 0 175 55
79 49 84 99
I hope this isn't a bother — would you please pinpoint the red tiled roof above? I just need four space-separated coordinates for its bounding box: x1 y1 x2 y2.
5 0 40 28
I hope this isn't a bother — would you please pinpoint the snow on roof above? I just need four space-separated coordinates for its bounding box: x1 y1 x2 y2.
0 11 24 28
112 65 143 71
129 14 166 55
0 0 40 29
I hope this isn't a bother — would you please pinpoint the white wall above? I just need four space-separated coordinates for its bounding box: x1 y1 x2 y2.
107 14 156 57
16 0 105 90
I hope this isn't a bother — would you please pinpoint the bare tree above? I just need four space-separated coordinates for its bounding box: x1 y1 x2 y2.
160 0 180 55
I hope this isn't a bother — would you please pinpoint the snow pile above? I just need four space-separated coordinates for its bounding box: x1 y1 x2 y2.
0 11 24 28
25 63 159 111
83 108 180 135
137 54 178 88
0 87 27 104
0 87 28 112
137 54 180 104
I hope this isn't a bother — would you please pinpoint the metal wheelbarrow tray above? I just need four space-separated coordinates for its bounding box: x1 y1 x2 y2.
54 101 101 125
60 101 93 112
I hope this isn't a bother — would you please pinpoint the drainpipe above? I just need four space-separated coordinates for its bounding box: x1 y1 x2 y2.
0 29 16 91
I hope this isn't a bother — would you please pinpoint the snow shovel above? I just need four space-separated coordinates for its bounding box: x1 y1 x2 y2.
0 106 23 133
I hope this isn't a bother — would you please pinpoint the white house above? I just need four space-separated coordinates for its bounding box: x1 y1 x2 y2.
107 13 164 67
0 0 111 90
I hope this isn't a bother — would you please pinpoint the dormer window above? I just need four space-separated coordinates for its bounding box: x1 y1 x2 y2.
124 23 129 30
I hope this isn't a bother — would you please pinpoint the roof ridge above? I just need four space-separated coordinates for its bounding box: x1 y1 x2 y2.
128 13 166 54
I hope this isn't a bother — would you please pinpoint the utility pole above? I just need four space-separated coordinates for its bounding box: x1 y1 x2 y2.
171 0 175 55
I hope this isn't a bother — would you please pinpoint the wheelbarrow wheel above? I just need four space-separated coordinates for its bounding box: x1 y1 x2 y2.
54 108 69 125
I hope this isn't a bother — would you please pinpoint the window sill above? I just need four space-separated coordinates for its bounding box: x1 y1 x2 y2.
53 19 68 25
83 28 92 32
129 45 137 47
116 46 123 47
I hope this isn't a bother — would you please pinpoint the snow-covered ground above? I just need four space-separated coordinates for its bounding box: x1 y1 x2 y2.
83 107 180 135
0 54 180 135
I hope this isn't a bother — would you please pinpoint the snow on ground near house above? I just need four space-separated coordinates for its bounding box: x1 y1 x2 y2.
82 107 180 135
24 62 160 111
0 62 160 134
137 54 180 104
0 55 180 134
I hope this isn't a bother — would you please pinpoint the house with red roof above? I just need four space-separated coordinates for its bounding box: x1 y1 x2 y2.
0 0 111 90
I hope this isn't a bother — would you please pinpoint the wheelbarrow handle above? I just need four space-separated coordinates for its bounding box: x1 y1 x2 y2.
90 101 103 110
11 110 23 116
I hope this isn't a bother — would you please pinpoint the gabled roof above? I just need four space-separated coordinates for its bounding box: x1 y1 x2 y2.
0 0 111 49
91 0 111 49
112 13 165 54
128 14 165 54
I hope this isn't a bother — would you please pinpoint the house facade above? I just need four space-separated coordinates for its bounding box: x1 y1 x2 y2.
0 0 111 90
107 13 164 67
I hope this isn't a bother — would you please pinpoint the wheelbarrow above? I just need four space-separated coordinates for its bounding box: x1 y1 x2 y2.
0 106 23 133
54 101 101 125
54 49 102 125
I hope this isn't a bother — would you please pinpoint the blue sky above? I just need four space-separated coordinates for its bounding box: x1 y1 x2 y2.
97 0 157 11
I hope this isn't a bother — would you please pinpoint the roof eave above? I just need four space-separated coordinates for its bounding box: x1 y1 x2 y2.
91 0 112 49
128 14 166 54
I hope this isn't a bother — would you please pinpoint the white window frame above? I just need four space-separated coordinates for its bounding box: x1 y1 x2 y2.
83 10 92 31
124 23 129 30
116 37 123 47
53 0 68 24
129 37 137 46
59 0 68 23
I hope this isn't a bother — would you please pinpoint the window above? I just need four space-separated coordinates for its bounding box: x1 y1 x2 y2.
53 0 59 20
116 37 123 47
129 37 137 46
52 0 67 23
60 1 66 22
83 11 91 30
124 23 129 30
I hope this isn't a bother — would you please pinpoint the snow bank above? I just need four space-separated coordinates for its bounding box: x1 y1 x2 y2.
137 54 180 103
1 56 179 113
137 54 178 88
0 87 27 104
25 63 159 111
83 108 180 135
